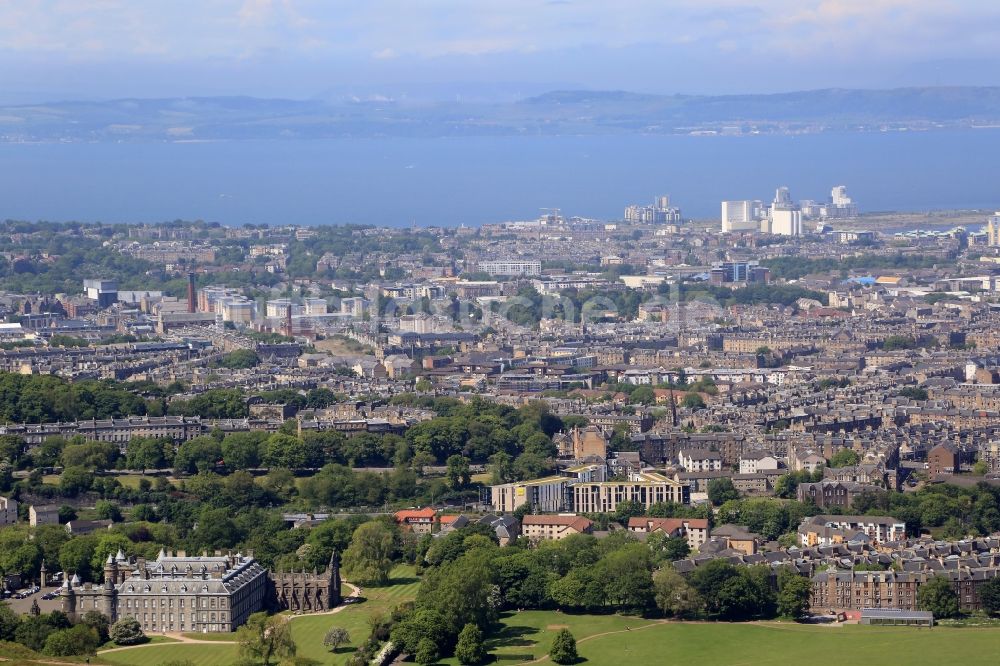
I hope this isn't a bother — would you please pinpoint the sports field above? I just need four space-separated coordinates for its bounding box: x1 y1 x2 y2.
99 565 420 666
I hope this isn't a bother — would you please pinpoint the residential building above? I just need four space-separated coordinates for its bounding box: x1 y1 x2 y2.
520 515 593 541
927 443 959 475
987 213 1000 247
798 514 906 547
709 524 760 555
627 517 710 552
739 453 782 475
796 481 882 510
565 425 607 460
477 514 520 546
65 519 113 536
624 196 682 224
678 449 723 472
394 507 437 534
477 260 542 277
0 496 17 525
29 504 59 526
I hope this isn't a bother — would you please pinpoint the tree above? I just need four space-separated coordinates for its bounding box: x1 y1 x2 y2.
681 393 706 410
647 533 691 563
58 465 94 495
653 567 701 618
94 499 122 522
262 433 307 469
0 602 20 642
58 535 97 580
415 637 439 665
714 566 776 620
173 436 222 474
707 478 740 506
80 610 110 643
322 626 350 653
44 624 99 656
974 460 989 476
215 349 260 369
630 385 655 405
125 437 173 471
61 441 118 471
445 454 472 490
488 451 515 485
14 615 56 652
980 576 1000 616
455 623 487 665
597 543 654 610
417 549 497 633
237 612 296 665
549 628 578 665
109 617 145 645
776 573 812 620
612 499 645 524
389 609 449 656
918 576 959 618
342 521 396 585
830 448 860 467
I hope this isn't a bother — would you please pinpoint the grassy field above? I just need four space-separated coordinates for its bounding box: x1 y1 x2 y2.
100 565 421 666
101 642 239 666
437 610 1000 665
94 575 1000 666
289 565 420 664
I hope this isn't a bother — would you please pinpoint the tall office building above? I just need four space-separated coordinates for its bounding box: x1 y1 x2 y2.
831 185 851 206
773 186 792 207
721 200 762 232
987 213 1000 247
624 195 682 224
822 185 859 218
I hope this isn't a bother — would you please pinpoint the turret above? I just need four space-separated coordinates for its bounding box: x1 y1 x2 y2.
60 573 77 619
329 549 342 605
104 553 117 589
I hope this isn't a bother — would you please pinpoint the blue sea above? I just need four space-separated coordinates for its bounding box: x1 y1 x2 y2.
0 130 998 226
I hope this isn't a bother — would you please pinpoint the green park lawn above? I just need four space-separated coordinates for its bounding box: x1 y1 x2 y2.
99 565 421 666
96 575 1000 666
101 642 239 666
437 610 1000 665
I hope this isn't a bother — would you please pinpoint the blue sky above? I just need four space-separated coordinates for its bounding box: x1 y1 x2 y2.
0 0 998 102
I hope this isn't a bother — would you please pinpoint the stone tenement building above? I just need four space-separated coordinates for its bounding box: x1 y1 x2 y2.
62 549 340 633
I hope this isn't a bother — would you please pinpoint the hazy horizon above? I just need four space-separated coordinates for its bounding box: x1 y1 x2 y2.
1 2 999 104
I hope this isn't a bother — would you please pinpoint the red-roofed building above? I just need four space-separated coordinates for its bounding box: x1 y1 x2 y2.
394 507 437 534
628 517 710 552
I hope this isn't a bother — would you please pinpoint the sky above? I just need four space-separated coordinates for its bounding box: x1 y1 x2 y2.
0 0 998 102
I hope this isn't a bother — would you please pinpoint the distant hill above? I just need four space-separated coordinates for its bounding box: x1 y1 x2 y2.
3 86 1000 141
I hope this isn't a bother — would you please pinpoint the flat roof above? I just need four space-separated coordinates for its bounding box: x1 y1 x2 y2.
860 608 933 620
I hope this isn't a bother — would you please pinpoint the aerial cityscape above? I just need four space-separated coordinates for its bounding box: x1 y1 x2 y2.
2 2 1000 666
